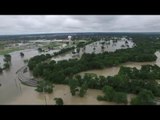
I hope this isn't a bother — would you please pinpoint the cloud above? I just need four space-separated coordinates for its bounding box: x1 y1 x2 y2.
0 15 159 35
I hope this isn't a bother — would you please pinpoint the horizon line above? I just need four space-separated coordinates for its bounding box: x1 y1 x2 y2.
0 31 160 36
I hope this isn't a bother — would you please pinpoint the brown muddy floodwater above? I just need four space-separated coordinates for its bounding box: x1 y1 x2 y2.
5 51 160 105
79 51 160 77
8 84 135 105
8 84 118 105
0 40 160 105
0 49 58 104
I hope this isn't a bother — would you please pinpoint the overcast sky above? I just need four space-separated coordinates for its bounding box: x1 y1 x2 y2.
0 15 160 35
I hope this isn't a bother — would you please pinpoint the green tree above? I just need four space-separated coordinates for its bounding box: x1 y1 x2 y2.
69 78 79 96
3 62 10 69
131 89 155 105
35 80 54 94
0 67 3 73
113 92 128 104
20 52 24 57
38 48 43 52
4 54 11 63
54 98 64 105
103 85 115 101
79 82 88 97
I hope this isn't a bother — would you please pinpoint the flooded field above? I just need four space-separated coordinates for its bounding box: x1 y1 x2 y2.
51 51 73 62
79 39 135 56
0 40 159 105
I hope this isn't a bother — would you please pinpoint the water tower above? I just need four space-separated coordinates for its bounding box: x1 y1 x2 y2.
68 36 72 46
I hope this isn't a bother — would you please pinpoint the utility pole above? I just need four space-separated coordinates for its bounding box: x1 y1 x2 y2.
43 87 47 105
14 78 18 89
19 83 22 95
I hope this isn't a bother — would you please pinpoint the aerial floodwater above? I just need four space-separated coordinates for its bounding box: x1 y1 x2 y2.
1 15 160 105
0 37 159 105
0 48 58 104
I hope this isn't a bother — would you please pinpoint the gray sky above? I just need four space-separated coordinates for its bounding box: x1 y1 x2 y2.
0 15 160 35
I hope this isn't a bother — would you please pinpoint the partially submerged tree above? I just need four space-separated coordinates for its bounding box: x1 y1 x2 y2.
54 98 64 105
3 54 11 63
35 80 54 94
20 52 24 57
69 78 79 96
0 67 3 73
3 62 10 69
131 89 155 105
79 82 88 97
38 48 43 52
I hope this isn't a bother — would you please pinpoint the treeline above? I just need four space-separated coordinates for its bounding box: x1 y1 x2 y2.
97 85 127 104
76 40 97 48
3 54 11 69
131 89 155 105
0 54 12 72
28 42 158 85
27 35 160 104
28 54 52 70
53 47 75 56
69 65 160 104
29 61 160 104
53 40 96 57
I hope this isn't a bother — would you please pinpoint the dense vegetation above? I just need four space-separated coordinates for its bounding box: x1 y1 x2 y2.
35 81 54 94
28 34 160 104
76 40 96 48
29 45 158 84
28 54 52 70
131 89 155 105
3 54 11 63
53 47 75 56
3 54 11 69
97 85 127 104
69 77 88 97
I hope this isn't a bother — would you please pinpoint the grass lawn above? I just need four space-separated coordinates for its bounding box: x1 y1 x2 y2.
0 48 23 55
43 43 61 48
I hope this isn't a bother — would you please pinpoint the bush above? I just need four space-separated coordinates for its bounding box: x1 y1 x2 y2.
54 98 64 105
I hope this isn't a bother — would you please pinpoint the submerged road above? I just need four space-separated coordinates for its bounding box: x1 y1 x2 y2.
16 66 38 87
